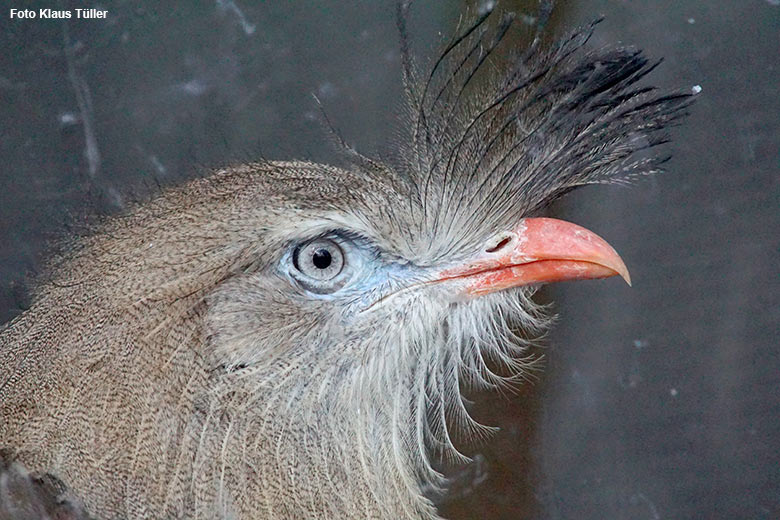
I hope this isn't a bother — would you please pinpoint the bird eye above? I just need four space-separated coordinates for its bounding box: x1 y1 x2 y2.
292 239 345 284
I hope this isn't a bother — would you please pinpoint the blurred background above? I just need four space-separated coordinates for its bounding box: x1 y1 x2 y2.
1 1 777 518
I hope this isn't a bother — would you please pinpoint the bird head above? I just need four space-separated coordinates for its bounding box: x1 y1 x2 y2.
203 158 630 397
193 13 691 516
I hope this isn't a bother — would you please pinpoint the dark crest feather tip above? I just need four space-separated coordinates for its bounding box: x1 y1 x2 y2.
390 6 692 258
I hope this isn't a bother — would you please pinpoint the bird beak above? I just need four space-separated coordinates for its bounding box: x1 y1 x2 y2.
437 218 631 297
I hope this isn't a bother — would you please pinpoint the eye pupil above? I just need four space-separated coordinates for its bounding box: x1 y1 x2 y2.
290 238 346 291
312 248 332 269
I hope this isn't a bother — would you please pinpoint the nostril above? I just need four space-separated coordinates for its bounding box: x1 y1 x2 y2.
485 233 513 254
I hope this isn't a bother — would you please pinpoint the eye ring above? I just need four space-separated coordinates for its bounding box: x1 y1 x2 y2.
291 238 346 291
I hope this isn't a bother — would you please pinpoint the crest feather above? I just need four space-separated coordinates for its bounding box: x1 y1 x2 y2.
392 6 693 260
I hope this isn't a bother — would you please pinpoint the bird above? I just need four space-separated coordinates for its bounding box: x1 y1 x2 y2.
0 4 692 519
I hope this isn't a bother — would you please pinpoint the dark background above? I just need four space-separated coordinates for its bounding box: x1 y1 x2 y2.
1 1 778 519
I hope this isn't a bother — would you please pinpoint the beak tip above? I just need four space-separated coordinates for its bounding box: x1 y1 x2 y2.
614 260 632 287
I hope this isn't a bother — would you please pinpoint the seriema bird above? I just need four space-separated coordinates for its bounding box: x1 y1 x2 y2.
0 6 691 520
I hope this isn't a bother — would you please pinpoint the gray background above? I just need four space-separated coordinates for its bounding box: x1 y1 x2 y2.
1 1 778 519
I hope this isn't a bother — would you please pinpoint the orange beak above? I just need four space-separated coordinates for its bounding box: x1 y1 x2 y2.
437 218 631 296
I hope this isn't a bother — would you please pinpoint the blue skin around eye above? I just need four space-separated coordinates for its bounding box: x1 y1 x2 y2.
279 236 427 308
345 260 423 309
